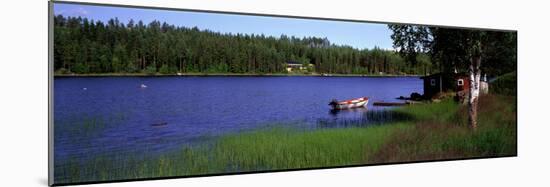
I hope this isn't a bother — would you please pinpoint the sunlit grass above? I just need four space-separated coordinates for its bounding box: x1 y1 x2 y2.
210 125 407 171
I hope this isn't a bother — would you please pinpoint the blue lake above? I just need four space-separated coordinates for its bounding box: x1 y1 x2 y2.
54 76 422 163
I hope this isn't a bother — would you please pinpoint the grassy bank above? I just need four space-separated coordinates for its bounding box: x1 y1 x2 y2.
54 94 516 185
370 95 516 163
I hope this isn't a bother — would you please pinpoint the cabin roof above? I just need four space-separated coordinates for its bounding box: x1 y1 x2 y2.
286 61 303 65
420 73 444 79
420 72 469 79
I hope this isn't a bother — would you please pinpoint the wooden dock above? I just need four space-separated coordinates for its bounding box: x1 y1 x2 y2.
372 100 423 106
373 102 407 106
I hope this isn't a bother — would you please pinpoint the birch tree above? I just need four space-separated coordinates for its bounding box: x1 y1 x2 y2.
467 32 484 129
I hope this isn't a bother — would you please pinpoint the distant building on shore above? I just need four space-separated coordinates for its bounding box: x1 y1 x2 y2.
286 61 313 72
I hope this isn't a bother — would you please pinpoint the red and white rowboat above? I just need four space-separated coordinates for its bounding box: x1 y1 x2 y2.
329 97 369 110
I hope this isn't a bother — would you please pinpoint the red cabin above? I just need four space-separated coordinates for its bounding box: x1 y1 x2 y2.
420 73 471 99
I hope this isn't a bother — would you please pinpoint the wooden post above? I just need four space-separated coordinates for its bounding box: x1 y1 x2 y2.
439 74 443 94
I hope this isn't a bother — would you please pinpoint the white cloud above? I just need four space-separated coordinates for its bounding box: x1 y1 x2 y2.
57 7 89 17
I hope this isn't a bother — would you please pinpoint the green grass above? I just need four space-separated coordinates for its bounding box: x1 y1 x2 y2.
394 99 459 122
210 125 407 171
54 94 517 185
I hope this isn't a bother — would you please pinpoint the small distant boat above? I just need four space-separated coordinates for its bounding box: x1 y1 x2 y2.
329 97 369 110
140 84 147 88
151 122 167 127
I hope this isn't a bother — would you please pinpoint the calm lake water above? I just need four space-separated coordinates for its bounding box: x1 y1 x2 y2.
54 76 422 163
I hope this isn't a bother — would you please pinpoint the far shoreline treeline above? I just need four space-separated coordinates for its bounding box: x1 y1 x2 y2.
53 72 423 77
53 15 434 76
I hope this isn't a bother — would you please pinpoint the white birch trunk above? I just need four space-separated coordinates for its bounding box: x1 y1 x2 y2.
468 56 481 130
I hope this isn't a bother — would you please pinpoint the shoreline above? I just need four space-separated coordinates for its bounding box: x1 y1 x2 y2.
54 72 423 78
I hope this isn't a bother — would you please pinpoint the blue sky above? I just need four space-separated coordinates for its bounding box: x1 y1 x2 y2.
54 3 394 50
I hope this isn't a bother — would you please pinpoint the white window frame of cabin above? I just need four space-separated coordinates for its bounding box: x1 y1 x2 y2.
430 79 436 86
457 79 464 86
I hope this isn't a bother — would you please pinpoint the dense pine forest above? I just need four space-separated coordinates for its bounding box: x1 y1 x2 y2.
54 15 435 75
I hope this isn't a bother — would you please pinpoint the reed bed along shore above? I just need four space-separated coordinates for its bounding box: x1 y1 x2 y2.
54 94 516 185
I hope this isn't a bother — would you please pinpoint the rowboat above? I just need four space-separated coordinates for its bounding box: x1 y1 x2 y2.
329 97 369 110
